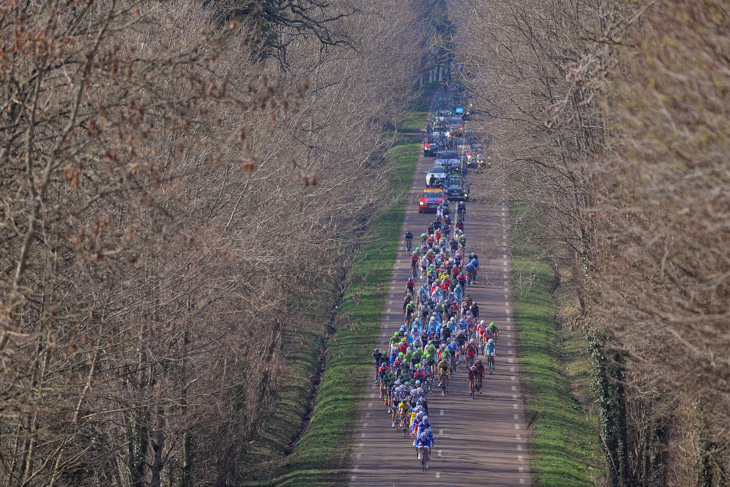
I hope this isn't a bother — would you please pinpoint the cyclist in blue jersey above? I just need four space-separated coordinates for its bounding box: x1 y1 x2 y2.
485 338 497 373
416 429 435 468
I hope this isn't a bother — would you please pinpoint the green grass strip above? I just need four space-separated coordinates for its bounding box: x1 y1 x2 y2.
253 84 438 487
511 206 604 486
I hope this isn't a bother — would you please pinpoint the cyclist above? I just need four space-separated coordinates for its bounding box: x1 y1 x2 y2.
485 338 497 373
458 233 467 252
466 260 476 285
465 339 478 368
405 230 414 252
437 356 450 390
372 348 384 383
475 358 485 393
468 365 479 395
410 251 419 277
416 429 435 468
489 321 500 341
457 200 466 222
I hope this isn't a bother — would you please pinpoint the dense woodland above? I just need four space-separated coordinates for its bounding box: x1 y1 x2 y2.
0 0 431 484
1 0 728 485
452 0 729 485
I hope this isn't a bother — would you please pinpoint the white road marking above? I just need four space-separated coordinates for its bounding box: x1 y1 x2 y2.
505 301 510 306
436 472 441 479
369 393 374 399
517 444 523 451
520 479 526 484
518 455 524 462
351 475 357 481
519 466 525 473
354 465 359 471
438 450 442 457
503 254 507 259
515 424 520 430
363 422 369 427
359 443 364 448
516 434 521 440
388 300 393 305
361 432 366 437
506 308 511 314
508 358 514 364
511 376 516 381
508 349 514 354
365 412 370 418
439 429 443 436
513 394 518 400
386 308 391 313
440 409 444 416
504 287 509 291
512 386 517 391
357 453 361 459
514 414 520 420
514 404 519 410
368 402 372 407
510 367 515 373
507 317 511 322
385 316 390 321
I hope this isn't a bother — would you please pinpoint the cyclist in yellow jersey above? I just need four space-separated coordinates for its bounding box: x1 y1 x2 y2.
397 398 411 427
437 357 450 390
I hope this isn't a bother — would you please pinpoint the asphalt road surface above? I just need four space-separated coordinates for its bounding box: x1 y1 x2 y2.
348 87 532 487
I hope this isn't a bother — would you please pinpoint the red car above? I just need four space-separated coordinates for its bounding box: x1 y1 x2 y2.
418 188 446 213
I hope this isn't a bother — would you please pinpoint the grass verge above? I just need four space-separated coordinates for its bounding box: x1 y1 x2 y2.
240 83 437 486
511 205 604 486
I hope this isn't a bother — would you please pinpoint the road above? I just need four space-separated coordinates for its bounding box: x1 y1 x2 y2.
348 87 532 487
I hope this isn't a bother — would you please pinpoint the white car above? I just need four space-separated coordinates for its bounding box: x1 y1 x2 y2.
426 166 447 187
435 150 460 169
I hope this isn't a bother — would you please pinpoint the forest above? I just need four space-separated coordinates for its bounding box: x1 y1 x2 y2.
0 0 434 484
451 0 729 484
1 0 728 485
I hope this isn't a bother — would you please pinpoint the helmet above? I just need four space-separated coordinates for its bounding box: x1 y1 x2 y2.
394 380 401 385
420 431 429 439
488 338 494 345
480 320 485 324
470 365 477 371
417 387 423 394
471 338 476 343
415 380 421 386
407 292 412 296
476 359 482 365
422 415 429 423
374 348 379 353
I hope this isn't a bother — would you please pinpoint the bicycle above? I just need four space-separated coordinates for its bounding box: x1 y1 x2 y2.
466 266 475 285
405 236 413 252
468 376 477 398
421 446 430 471
399 411 409 438
487 353 495 374
438 371 448 395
